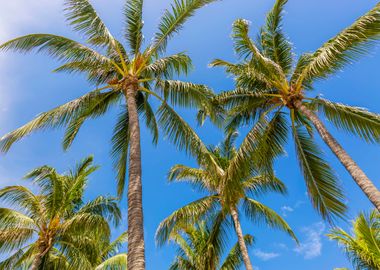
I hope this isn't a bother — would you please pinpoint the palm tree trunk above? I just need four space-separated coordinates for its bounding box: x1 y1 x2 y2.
30 253 43 270
294 100 380 211
230 207 254 270
125 84 145 270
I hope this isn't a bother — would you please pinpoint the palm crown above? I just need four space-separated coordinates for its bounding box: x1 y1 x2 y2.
0 1 221 268
0 0 218 195
328 210 380 270
156 131 297 269
168 218 253 270
210 0 380 220
0 156 122 270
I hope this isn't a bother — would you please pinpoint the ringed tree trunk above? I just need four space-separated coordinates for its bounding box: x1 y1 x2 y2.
31 240 49 270
294 100 380 211
230 206 254 270
125 84 145 270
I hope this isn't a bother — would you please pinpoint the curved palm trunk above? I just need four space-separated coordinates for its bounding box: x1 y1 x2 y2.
125 85 145 270
295 101 380 211
230 207 254 270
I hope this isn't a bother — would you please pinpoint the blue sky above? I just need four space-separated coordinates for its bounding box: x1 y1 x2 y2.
1 0 380 269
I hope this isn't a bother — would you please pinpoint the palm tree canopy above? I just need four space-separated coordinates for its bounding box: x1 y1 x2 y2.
208 0 380 221
156 131 297 246
168 217 253 270
0 0 221 197
0 156 122 270
328 210 380 270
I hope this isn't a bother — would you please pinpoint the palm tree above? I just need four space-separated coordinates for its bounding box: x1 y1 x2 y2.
156 132 297 270
55 229 128 270
328 210 380 270
0 156 122 270
167 217 253 270
0 0 220 268
209 0 380 217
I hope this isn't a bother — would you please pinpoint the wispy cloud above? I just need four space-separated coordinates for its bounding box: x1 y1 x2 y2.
294 222 325 259
281 205 294 217
253 249 280 261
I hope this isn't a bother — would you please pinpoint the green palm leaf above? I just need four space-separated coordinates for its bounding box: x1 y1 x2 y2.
314 98 380 143
292 125 346 221
124 0 144 55
294 2 380 88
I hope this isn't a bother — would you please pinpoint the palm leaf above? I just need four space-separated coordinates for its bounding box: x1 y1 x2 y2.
64 0 116 48
292 125 347 221
243 197 298 242
313 98 380 143
150 0 218 55
294 2 380 88
124 0 144 55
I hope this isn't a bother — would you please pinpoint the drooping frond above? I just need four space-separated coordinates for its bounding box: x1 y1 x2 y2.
260 0 293 74
0 208 36 230
313 98 380 143
0 228 35 253
77 196 121 227
292 125 347 221
155 195 218 246
124 0 144 55
145 53 192 78
155 80 214 109
150 0 218 55
0 186 42 218
168 164 215 193
294 2 380 88
111 106 130 198
139 93 159 144
243 197 297 242
0 34 110 64
0 88 115 153
64 0 116 48
63 90 121 149
243 174 287 197
95 253 128 270
157 102 217 168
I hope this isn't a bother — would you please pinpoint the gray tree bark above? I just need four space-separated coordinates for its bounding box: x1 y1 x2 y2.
126 84 145 270
230 207 254 270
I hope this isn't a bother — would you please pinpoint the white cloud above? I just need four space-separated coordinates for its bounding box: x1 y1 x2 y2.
281 205 294 217
253 249 280 261
294 222 325 259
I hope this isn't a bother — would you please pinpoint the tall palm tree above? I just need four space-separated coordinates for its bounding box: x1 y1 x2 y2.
156 132 297 270
328 210 380 270
167 217 253 270
209 0 380 216
0 156 121 270
0 1 220 268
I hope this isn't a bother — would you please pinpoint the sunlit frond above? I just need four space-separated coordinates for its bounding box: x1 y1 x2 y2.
294 2 380 88
292 125 346 221
124 0 144 54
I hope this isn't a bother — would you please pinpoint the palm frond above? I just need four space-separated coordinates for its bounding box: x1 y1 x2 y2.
63 90 121 149
313 98 380 143
111 106 130 198
95 253 128 270
145 53 192 78
0 34 110 64
260 0 293 75
0 88 115 153
150 0 218 55
243 197 298 242
155 195 218 246
292 125 347 221
64 0 116 48
220 235 254 270
124 0 144 55
294 2 380 88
